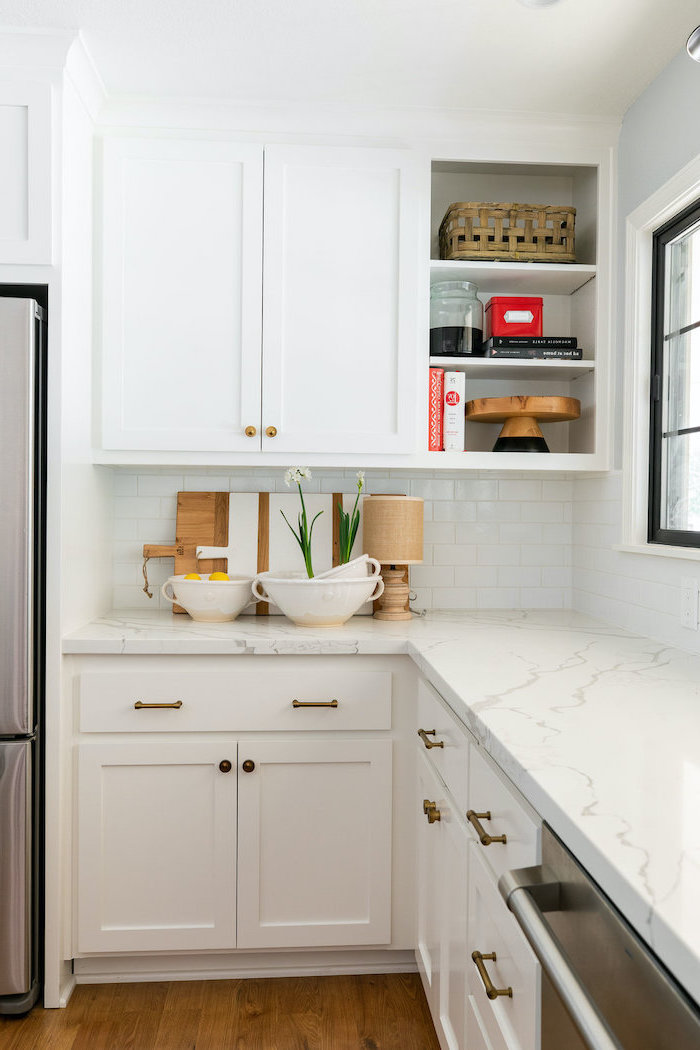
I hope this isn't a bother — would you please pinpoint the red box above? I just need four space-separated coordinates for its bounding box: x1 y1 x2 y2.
485 296 543 338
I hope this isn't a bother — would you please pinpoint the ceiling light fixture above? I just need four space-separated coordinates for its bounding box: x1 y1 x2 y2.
687 26 700 62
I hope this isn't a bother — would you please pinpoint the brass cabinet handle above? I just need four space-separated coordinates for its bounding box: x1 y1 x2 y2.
265 426 278 437
417 728 444 749
467 810 507 845
219 760 232 773
292 699 339 708
422 799 441 824
244 425 257 437
471 951 513 1000
134 700 183 710
242 759 255 773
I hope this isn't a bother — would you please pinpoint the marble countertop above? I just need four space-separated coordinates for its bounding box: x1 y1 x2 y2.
64 609 700 1005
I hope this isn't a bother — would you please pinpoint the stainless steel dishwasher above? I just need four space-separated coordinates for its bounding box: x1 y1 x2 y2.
499 824 700 1050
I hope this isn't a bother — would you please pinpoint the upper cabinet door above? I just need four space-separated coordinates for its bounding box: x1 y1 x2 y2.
0 80 51 264
99 137 263 451
261 145 421 455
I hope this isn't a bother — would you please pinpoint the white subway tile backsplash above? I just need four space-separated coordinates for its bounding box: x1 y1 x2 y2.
498 480 542 501
455 479 499 501
476 501 521 523
432 501 476 522
108 468 668 628
433 544 477 565
423 522 456 544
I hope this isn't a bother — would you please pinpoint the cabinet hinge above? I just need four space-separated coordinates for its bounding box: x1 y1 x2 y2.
652 374 662 402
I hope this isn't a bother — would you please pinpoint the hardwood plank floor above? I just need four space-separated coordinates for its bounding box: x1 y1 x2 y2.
0 974 440 1050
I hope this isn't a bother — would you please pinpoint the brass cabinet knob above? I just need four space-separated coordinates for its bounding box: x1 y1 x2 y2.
265 426 277 438
219 760 232 773
244 425 257 437
422 799 441 824
242 759 255 773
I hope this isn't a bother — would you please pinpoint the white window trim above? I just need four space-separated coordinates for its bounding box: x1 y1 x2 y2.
620 152 700 558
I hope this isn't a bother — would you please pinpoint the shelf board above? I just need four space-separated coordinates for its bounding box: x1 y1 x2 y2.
430 259 596 296
428 357 594 381
412 451 604 471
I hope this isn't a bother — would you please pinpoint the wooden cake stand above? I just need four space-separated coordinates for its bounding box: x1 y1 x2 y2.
465 395 580 452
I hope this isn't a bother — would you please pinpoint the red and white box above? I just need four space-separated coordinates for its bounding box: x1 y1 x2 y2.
428 368 444 451
485 296 543 338
443 371 465 452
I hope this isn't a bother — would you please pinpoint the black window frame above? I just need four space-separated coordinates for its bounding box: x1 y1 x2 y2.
648 196 700 547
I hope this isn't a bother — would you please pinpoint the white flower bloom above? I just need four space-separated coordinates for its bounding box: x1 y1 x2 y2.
284 467 311 487
356 470 365 491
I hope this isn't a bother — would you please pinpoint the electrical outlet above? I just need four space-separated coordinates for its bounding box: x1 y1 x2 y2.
680 578 699 630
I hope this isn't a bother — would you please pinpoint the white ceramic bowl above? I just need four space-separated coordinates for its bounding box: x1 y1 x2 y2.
162 574 257 622
252 571 384 627
312 554 382 580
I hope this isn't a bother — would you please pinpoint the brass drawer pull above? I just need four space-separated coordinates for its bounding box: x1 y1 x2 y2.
417 728 444 749
244 425 257 437
292 699 339 708
134 700 183 710
467 810 507 845
471 951 513 1000
265 425 278 437
422 799 441 824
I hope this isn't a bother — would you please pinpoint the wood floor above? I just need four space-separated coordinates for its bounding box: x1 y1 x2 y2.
0 973 440 1050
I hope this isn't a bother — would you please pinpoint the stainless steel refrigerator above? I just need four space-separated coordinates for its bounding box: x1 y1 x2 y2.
0 295 45 1014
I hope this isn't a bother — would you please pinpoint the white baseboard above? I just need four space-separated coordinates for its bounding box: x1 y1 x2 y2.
73 948 417 984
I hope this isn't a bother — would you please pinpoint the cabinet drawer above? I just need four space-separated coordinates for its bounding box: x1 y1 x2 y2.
467 745 540 881
417 678 471 812
79 669 391 732
468 844 541 1050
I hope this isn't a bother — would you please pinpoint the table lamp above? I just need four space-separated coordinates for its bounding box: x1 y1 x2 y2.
362 496 424 620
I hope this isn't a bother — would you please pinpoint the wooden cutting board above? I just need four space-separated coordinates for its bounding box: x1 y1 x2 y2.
143 491 369 615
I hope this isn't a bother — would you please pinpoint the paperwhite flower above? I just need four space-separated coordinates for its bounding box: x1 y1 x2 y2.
284 467 312 487
356 470 365 491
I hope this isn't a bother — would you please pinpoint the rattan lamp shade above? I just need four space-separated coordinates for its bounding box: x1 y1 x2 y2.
362 496 424 564
362 496 423 621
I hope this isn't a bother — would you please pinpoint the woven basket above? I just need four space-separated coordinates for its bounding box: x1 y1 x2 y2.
439 201 576 264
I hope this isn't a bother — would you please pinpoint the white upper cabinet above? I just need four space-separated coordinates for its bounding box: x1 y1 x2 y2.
98 137 264 451
261 145 420 455
0 80 52 264
97 137 420 458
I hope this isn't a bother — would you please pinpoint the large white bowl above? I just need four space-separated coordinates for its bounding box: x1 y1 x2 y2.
162 574 257 622
252 571 384 627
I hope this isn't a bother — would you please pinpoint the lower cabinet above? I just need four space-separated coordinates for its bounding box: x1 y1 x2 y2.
77 741 237 953
415 677 542 1050
76 735 392 955
416 752 470 1050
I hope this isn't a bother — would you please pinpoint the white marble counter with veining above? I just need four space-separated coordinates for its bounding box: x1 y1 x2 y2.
63 609 700 1005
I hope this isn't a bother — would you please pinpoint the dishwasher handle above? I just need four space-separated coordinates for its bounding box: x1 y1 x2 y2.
499 866 623 1050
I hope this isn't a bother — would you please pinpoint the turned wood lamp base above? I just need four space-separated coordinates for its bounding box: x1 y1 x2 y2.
466 395 581 453
373 565 412 621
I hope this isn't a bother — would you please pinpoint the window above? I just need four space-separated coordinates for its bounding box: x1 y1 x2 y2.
649 198 700 547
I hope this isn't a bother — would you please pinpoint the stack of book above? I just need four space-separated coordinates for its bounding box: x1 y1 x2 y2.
428 369 465 452
484 336 582 359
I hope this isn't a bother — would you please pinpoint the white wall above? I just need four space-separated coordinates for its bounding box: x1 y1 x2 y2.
573 45 700 653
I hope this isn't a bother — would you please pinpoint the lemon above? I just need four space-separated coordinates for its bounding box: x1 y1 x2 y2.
209 571 230 581
184 572 201 580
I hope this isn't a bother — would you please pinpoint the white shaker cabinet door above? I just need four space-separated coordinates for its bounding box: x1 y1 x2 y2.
76 741 237 953
99 137 263 451
261 144 421 455
236 738 392 949
0 80 51 263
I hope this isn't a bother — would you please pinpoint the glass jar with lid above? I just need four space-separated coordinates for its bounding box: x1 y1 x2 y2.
429 281 484 357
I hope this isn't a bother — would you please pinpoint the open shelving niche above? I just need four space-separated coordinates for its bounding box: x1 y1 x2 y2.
419 158 608 471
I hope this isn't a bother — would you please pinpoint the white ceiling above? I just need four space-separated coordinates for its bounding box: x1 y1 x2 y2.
1 0 699 118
